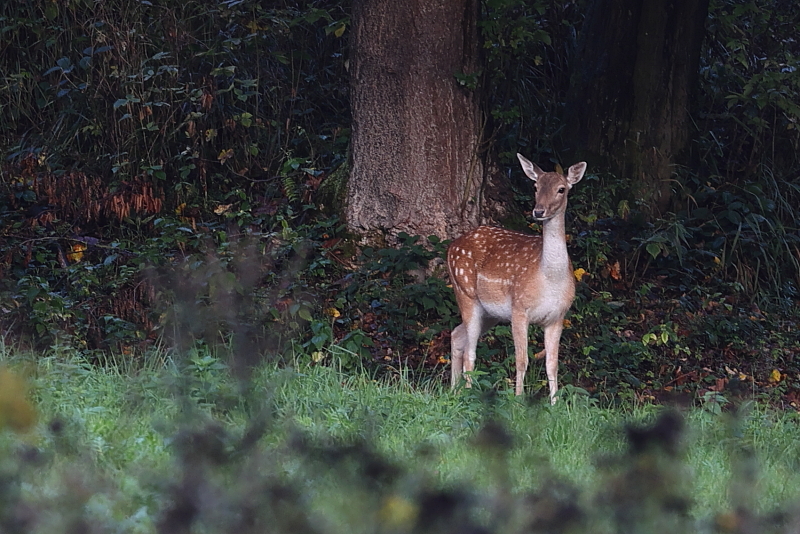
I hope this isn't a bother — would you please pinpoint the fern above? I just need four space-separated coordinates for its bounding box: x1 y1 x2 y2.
282 174 300 203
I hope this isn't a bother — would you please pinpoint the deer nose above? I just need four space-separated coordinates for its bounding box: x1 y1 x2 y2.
533 209 545 219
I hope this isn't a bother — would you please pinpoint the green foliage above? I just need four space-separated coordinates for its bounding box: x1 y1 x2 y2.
180 347 238 409
0 0 351 354
1 0 350 184
674 0 800 302
478 0 583 165
620 171 800 306
321 232 457 376
701 0 800 177
567 290 653 402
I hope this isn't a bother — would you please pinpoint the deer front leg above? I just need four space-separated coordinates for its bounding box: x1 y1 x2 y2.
511 315 530 396
543 321 565 404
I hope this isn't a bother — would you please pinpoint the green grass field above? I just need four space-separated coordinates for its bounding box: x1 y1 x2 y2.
2 341 800 533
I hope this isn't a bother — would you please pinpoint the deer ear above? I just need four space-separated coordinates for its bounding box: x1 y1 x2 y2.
567 162 587 185
517 153 545 182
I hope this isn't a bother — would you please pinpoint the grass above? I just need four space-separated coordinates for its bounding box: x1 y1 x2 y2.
3 342 800 532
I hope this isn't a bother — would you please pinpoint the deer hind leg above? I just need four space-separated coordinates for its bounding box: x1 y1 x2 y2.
461 313 496 388
511 315 531 396
542 321 565 404
451 307 497 390
450 323 467 388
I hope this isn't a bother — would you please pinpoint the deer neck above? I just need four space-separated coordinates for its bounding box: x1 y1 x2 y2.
540 213 570 273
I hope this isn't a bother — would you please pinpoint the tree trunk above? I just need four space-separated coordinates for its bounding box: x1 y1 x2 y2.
561 0 709 218
348 0 486 242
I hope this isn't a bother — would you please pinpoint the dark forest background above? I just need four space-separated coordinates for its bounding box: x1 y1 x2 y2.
1 0 799 404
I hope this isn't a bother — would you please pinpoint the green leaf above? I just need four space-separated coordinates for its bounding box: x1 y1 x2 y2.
44 2 58 19
311 334 328 349
645 242 662 260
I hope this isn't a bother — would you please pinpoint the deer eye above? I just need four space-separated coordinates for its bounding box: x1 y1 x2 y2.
558 187 566 194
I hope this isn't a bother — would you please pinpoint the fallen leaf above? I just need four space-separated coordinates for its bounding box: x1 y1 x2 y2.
66 242 87 263
608 261 622 280
213 203 232 215
769 369 783 384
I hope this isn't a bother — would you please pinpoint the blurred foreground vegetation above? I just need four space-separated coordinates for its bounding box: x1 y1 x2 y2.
4 344 800 533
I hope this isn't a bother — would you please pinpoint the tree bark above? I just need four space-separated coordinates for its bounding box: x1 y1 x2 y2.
348 0 485 242
561 0 709 218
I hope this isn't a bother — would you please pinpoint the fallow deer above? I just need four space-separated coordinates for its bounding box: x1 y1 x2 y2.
447 153 586 403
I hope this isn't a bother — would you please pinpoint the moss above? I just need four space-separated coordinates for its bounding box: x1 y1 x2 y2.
317 161 350 218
